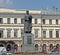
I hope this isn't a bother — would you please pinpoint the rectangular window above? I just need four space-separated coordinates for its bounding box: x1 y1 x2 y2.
14 29 18 38
0 18 3 24
27 36 32 44
49 19 52 25
21 18 24 24
35 19 37 24
34 29 38 38
7 29 11 38
14 18 17 24
7 18 10 24
0 30 3 38
56 31 59 38
56 19 58 24
43 19 45 24
49 31 52 38
43 31 46 38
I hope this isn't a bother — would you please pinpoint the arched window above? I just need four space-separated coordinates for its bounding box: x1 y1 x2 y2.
35 44 38 51
50 44 53 51
56 44 59 50
42 44 46 52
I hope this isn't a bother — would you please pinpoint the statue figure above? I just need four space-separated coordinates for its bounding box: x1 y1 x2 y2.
24 10 32 33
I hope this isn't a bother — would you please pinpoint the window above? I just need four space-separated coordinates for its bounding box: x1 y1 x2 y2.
35 44 38 51
56 31 59 38
50 44 53 51
7 18 10 24
14 29 18 38
35 19 37 24
21 18 24 24
27 36 32 44
43 19 45 24
56 44 59 50
43 31 46 38
49 19 52 24
0 18 3 24
56 19 58 24
0 30 3 38
49 31 52 38
42 44 46 52
34 29 38 38
14 18 17 24
7 29 11 38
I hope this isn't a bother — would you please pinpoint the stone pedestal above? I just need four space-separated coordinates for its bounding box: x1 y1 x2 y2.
21 33 35 52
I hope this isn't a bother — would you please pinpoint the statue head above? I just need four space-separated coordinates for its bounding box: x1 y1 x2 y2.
26 10 29 15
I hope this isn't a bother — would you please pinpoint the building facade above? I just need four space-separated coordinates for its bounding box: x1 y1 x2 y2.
0 8 60 52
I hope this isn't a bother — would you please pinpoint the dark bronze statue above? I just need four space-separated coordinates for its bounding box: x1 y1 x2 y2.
24 10 32 33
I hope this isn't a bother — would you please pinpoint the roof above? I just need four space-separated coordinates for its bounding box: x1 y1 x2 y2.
0 8 60 15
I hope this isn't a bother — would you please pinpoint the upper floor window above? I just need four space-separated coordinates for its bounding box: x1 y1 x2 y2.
35 19 37 24
43 31 46 38
43 19 45 24
0 18 3 24
7 18 10 24
14 29 18 38
7 29 11 38
14 18 17 24
0 29 3 38
49 19 52 25
49 31 52 38
56 19 58 24
34 29 38 38
56 30 59 38
21 18 24 24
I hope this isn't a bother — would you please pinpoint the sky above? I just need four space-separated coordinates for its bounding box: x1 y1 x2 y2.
0 0 60 10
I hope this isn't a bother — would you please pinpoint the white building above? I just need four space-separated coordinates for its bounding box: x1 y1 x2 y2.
0 8 60 52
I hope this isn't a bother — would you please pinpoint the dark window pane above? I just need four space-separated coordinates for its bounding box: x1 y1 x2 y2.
14 29 18 38
49 31 52 38
56 31 59 38
14 18 17 24
49 19 52 25
7 29 11 38
43 31 46 38
7 18 10 24
21 18 24 24
0 18 3 24
0 30 3 38
34 29 38 38
43 19 45 24
35 19 37 24
56 19 58 24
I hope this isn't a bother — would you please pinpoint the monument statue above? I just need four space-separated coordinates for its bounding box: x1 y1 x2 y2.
22 10 35 52
24 10 32 33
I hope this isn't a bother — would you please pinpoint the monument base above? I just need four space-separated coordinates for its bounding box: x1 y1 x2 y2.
21 33 35 52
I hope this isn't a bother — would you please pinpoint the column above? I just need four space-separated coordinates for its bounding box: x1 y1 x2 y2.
38 18 41 24
10 18 14 24
53 29 56 38
46 19 49 24
3 18 7 24
32 18 34 24
18 29 21 38
46 29 49 38
32 27 34 37
38 28 41 38
17 18 20 24
3 29 7 38
11 29 14 38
